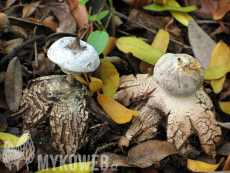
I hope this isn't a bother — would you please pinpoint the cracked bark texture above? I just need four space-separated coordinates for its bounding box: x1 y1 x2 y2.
11 75 120 156
114 74 221 157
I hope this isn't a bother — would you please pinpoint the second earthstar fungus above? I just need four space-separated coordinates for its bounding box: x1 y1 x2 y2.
114 53 221 157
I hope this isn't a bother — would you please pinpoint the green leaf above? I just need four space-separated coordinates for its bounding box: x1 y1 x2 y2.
116 37 164 65
88 10 109 22
144 4 197 12
80 0 89 5
87 31 109 55
170 11 194 26
167 0 194 26
204 60 230 80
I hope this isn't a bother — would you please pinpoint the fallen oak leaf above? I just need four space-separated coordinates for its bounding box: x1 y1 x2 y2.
97 94 139 124
187 158 224 172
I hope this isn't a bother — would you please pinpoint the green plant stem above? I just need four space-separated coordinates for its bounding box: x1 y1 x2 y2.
108 0 115 37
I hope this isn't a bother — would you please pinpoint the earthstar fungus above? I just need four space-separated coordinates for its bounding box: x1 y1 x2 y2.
47 37 100 85
114 53 221 157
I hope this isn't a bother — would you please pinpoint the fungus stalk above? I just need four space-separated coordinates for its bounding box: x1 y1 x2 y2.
47 37 100 86
68 38 81 51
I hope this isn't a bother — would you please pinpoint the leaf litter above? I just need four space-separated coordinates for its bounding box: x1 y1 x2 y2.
0 0 230 172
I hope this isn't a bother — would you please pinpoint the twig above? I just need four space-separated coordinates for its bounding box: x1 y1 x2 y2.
114 11 191 49
0 35 46 67
196 20 230 26
94 142 118 154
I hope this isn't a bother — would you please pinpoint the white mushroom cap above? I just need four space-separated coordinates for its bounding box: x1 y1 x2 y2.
154 53 204 96
47 37 100 74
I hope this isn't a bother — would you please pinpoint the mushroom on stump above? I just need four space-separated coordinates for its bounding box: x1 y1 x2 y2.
47 37 100 85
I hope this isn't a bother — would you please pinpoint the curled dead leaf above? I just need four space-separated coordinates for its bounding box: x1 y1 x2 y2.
127 140 178 168
5 57 22 112
118 136 130 152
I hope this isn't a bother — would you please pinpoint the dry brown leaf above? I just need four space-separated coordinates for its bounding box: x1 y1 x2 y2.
187 0 217 19
210 26 224 38
22 1 42 19
11 26 28 38
2 38 23 55
0 124 7 132
0 84 8 110
213 0 230 20
188 20 216 69
128 9 182 40
128 140 178 168
0 139 4 146
104 56 129 71
5 57 22 112
27 17 58 32
32 53 55 76
97 152 134 167
131 0 149 9
217 142 230 156
5 0 17 7
141 168 159 173
66 0 88 29
50 3 76 33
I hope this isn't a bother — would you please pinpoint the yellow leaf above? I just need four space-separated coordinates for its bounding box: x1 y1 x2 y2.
209 41 230 93
154 0 167 5
89 77 104 94
204 60 230 80
187 158 224 172
102 37 117 56
211 77 226 94
151 29 169 53
167 0 194 26
139 61 153 74
100 59 119 98
75 75 88 86
97 94 139 124
0 132 29 148
140 29 169 73
116 37 164 65
36 161 92 173
219 101 230 114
